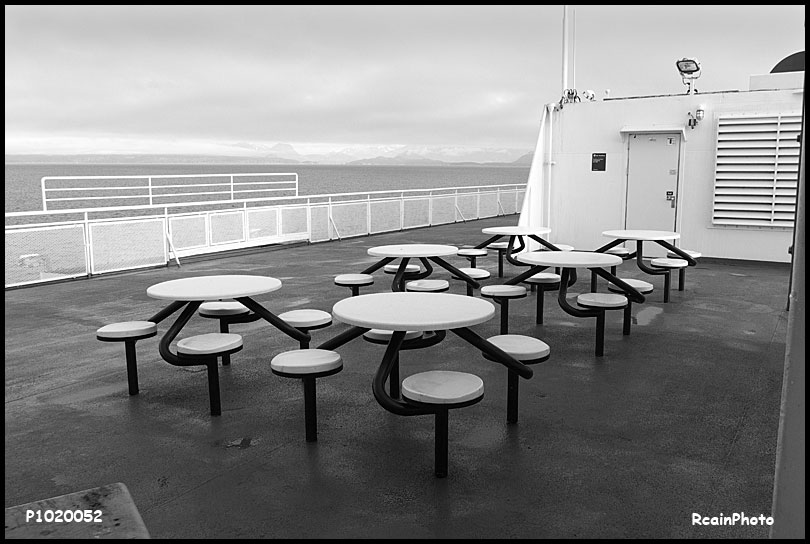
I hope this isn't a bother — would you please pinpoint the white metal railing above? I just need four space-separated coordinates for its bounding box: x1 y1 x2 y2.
41 172 299 211
6 183 525 288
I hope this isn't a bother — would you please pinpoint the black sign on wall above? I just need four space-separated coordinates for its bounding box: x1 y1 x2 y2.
592 153 606 171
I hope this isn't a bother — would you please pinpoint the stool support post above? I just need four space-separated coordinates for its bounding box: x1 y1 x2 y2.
507 370 519 424
678 268 686 291
536 286 547 324
219 320 231 366
500 299 509 334
389 356 400 399
664 272 671 303
303 376 317 442
590 271 598 292
124 340 139 396
623 303 632 336
206 361 222 416
596 312 606 357
435 410 449 478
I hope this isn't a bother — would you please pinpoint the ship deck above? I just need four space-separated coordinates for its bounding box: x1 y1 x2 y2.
4 216 791 538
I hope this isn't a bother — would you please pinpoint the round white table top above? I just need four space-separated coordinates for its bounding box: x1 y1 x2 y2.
147 275 282 301
602 229 680 241
482 225 552 236
367 244 458 258
332 292 495 331
517 251 622 268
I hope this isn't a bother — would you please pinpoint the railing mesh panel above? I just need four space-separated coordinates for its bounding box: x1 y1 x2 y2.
478 192 499 218
281 207 308 236
403 198 430 228
456 194 478 220
5 225 87 287
247 208 278 240
431 196 455 225
170 215 207 250
370 201 402 234
500 190 518 215
331 202 369 238
210 211 245 245
90 219 165 274
309 206 329 242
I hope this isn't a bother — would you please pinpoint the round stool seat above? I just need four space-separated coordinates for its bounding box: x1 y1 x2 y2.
667 249 701 259
457 248 488 257
650 258 688 269
487 241 509 250
199 301 250 317
607 278 654 294
606 247 631 256
524 272 561 285
480 285 527 299
177 333 243 355
334 273 375 286
384 263 421 274
486 334 550 362
577 293 628 309
363 329 422 343
278 309 332 329
405 279 450 292
97 321 157 340
456 267 490 280
401 370 484 405
270 349 343 375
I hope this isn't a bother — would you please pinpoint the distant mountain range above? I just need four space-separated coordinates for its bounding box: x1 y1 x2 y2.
5 143 533 167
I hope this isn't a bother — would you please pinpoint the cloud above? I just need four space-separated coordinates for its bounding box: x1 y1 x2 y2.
4 5 805 155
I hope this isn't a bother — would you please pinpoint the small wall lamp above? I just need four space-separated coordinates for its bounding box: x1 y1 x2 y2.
688 105 706 129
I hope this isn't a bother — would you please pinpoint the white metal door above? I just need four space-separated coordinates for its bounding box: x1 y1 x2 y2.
625 133 682 257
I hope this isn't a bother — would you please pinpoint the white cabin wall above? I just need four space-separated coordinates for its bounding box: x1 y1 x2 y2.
547 88 802 262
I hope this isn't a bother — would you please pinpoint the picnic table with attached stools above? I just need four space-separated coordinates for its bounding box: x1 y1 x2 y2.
596 230 697 303
320 292 533 478
145 275 310 416
361 244 481 293
505 251 645 357
473 225 559 277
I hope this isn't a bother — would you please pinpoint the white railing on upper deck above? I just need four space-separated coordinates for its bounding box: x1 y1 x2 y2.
41 172 299 211
6 180 524 288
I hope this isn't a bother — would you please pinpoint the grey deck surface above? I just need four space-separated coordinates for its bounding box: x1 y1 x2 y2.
4 216 790 538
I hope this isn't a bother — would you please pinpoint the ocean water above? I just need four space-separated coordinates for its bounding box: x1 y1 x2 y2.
4 163 530 213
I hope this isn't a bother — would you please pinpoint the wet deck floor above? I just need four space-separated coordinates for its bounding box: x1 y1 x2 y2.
4 216 791 538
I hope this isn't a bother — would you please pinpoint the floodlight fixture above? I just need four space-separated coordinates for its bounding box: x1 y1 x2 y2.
676 57 702 94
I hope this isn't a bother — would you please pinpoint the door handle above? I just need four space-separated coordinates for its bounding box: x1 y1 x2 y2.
666 191 676 208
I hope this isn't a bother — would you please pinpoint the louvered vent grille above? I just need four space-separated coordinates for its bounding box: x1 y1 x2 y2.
712 113 801 227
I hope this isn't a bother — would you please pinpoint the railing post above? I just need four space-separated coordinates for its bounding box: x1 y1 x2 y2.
328 197 333 240
306 198 313 243
242 201 248 242
429 191 433 226
84 212 92 278
400 192 404 231
148 177 153 206
41 178 48 211
230 175 235 202
367 194 372 235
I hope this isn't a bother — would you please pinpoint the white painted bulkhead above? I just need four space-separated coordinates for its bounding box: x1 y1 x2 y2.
539 85 801 263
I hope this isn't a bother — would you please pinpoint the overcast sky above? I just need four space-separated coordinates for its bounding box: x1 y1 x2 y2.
4 5 806 156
